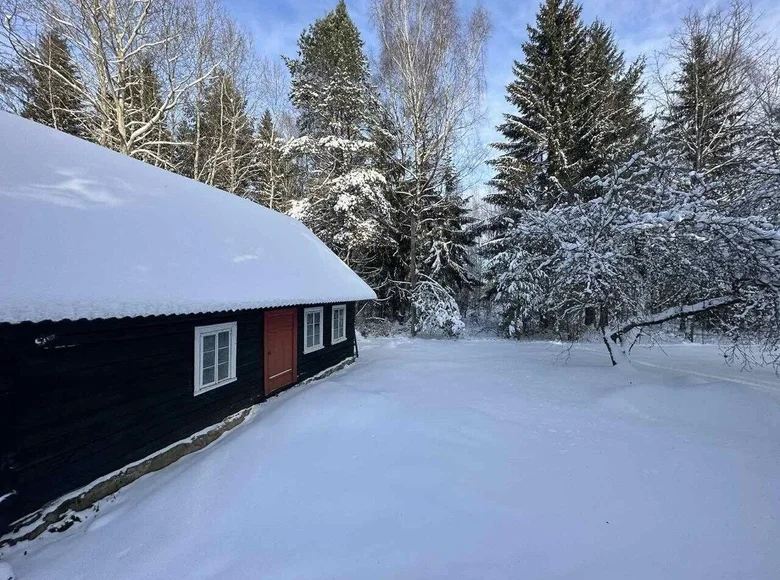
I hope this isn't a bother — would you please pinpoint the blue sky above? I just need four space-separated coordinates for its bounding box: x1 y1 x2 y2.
224 0 780 155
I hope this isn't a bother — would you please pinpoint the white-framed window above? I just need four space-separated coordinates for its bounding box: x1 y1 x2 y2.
194 322 237 395
331 304 347 344
303 307 324 354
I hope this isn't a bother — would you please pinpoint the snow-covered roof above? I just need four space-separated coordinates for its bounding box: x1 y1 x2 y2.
0 112 376 324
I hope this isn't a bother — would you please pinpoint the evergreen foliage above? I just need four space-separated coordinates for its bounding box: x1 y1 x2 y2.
419 162 478 302
178 68 256 195
483 0 647 335
286 0 370 139
3 0 780 359
662 32 745 175
285 0 390 283
21 29 86 138
255 109 295 211
124 56 172 167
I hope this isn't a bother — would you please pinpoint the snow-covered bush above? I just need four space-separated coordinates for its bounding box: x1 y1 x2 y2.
411 277 465 337
488 150 780 365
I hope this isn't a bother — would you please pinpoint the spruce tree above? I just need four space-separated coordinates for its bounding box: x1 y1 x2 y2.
419 161 477 298
663 32 745 175
577 21 647 195
185 69 256 196
22 29 86 138
366 111 406 320
124 56 172 167
488 0 589 214
286 0 370 140
483 0 589 333
255 109 293 210
483 0 647 336
488 1 645 210
285 0 389 281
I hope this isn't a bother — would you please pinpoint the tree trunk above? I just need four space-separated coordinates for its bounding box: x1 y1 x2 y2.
409 211 418 336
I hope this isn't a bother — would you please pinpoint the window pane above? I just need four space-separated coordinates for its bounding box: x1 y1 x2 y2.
202 366 215 385
203 349 215 368
307 333 313 348
217 362 229 381
218 345 229 365
218 330 230 348
203 334 215 352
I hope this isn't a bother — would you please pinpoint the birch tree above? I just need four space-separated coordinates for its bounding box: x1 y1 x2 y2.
371 0 489 334
188 68 256 195
174 9 262 192
1 0 214 163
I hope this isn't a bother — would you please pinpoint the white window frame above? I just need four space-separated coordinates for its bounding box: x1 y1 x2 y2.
303 306 324 354
194 322 238 395
331 304 347 344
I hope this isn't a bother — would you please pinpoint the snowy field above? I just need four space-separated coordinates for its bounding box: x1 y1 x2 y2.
3 339 779 579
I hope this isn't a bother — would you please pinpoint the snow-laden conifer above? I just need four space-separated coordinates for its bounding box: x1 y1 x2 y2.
285 0 391 283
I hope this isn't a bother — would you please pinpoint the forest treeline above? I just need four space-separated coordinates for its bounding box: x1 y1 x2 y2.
1 0 779 366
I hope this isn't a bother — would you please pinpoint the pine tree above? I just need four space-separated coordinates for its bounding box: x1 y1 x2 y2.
22 29 87 137
255 109 294 210
285 0 389 281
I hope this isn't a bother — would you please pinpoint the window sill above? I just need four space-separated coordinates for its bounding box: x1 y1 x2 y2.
331 336 347 345
303 344 324 355
194 376 237 396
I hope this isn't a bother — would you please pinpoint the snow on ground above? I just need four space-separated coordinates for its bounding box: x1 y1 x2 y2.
2 339 779 579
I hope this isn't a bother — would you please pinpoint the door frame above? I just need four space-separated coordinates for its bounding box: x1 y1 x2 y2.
263 308 298 396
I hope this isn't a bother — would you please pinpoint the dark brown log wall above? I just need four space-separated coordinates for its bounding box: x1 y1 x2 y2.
0 302 356 536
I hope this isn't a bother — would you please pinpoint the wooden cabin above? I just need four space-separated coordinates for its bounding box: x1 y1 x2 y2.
0 113 375 536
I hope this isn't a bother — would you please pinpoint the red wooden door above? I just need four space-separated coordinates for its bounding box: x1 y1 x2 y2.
264 309 298 395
